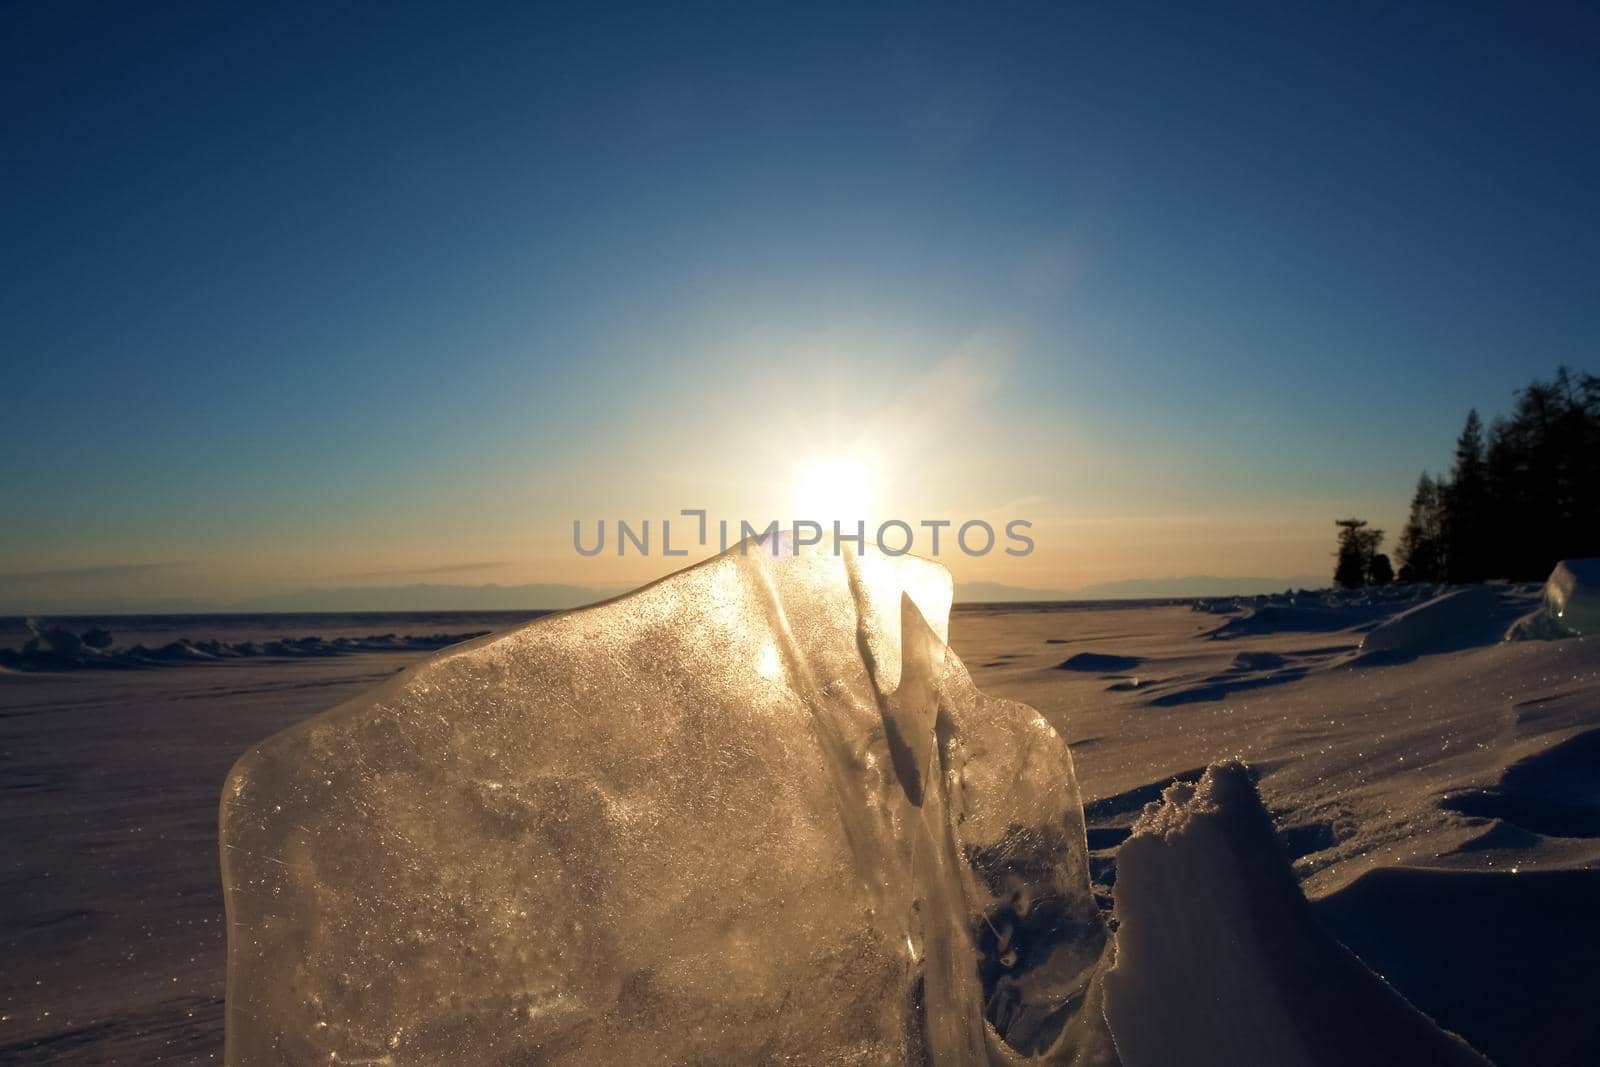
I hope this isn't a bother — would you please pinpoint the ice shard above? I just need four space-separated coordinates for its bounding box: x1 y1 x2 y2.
221 545 1114 1065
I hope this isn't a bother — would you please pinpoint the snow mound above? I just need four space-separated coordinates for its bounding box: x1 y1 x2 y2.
1057 651 1143 672
1358 585 1499 656
1230 650 1288 670
1104 762 1492 1067
220 545 1114 1065
1208 600 1386 639
1542 558 1600 635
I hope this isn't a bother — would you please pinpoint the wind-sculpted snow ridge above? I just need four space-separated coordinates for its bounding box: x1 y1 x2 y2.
1104 763 1494 1067
220 544 1116 1066
1357 585 1503 659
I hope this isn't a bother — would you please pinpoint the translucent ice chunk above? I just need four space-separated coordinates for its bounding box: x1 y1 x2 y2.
1544 558 1600 635
221 546 1113 1065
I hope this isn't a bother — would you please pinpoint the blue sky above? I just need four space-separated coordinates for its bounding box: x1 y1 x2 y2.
4 2 1598 609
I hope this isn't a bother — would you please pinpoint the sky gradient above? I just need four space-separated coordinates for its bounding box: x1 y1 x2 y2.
4 2 1599 610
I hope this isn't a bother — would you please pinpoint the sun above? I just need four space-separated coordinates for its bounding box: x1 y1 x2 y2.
791 454 874 526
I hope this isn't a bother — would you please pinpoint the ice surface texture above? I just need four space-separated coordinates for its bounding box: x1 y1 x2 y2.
221 546 1113 1065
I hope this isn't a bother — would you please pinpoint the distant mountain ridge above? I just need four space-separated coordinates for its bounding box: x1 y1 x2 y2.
955 575 1329 603
1067 575 1330 599
231 582 631 613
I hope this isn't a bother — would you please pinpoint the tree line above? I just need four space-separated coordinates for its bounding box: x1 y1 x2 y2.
1334 367 1600 588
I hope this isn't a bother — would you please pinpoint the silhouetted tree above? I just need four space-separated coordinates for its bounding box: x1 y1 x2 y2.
1443 410 1489 582
1483 413 1525 577
1407 367 1599 582
1395 472 1446 583
1334 518 1383 589
1369 553 1394 586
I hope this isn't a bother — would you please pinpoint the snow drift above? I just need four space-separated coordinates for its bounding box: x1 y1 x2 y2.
1358 585 1500 656
1103 762 1491 1067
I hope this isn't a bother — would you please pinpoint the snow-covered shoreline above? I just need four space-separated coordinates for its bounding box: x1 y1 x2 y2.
4 572 1597 1064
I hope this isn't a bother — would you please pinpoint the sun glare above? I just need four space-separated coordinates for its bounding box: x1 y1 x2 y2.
792 455 874 526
